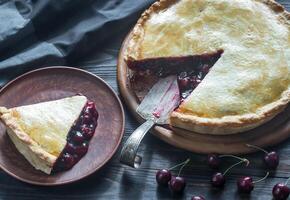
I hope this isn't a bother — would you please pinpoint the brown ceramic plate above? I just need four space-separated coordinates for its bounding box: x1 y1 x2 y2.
0 66 125 186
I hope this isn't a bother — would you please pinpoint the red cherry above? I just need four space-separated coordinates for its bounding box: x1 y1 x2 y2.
264 151 279 169
237 172 269 194
156 169 172 186
169 176 186 193
211 172 226 187
246 144 280 169
273 183 290 200
207 154 221 169
155 159 190 191
237 177 254 193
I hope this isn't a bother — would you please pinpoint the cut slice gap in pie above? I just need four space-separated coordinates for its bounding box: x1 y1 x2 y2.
124 0 290 135
0 95 98 174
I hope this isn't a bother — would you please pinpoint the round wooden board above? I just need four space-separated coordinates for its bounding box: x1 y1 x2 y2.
117 31 290 155
0 66 125 186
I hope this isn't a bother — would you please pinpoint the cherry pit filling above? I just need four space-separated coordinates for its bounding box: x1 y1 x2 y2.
53 101 98 172
129 50 223 101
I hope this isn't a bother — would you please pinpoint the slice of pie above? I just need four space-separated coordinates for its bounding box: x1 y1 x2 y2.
0 95 98 174
125 0 290 134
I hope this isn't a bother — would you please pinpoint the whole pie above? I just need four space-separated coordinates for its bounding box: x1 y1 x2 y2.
0 95 98 174
124 0 290 135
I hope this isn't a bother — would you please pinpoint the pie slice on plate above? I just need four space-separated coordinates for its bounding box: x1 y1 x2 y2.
0 95 98 174
125 0 290 135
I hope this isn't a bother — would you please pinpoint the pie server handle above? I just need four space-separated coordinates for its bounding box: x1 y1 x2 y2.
120 119 155 168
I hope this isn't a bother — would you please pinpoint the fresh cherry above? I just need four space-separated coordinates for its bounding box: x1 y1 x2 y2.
237 177 254 193
210 156 249 188
207 154 221 169
264 151 279 169
156 169 172 186
169 176 186 193
155 158 190 192
246 144 279 169
273 183 290 200
72 131 85 144
211 172 226 187
191 196 205 200
237 172 269 194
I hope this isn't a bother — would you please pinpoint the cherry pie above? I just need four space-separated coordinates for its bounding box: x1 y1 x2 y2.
0 95 98 174
125 0 290 134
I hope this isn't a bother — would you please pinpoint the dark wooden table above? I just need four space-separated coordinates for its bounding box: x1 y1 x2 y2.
0 1 289 199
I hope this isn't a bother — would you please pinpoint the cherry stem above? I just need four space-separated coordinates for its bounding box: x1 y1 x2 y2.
168 158 190 171
219 154 247 162
223 158 249 176
253 172 269 184
174 158 190 177
285 176 290 185
246 144 268 154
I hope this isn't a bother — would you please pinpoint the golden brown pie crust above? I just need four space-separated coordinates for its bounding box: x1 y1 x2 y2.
0 107 56 174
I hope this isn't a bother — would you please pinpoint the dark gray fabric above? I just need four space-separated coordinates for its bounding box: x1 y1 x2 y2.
0 0 154 85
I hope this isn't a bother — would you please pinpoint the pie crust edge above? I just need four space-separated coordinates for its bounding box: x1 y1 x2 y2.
124 0 290 135
171 89 290 134
0 107 56 174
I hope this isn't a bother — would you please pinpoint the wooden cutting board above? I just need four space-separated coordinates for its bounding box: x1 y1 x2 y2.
117 31 290 154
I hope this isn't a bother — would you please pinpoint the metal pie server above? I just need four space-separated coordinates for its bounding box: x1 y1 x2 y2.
120 75 180 168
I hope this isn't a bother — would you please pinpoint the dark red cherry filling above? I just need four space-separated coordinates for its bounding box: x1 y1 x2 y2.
128 50 222 101
177 64 212 101
127 50 223 76
53 100 98 172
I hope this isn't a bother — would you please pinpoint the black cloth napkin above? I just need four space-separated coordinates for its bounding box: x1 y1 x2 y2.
0 0 154 86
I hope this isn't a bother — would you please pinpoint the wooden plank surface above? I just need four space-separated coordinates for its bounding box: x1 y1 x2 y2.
0 1 289 199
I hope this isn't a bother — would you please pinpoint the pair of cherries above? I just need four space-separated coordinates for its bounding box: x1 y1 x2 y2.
208 144 279 170
208 154 266 193
156 159 189 194
156 159 205 199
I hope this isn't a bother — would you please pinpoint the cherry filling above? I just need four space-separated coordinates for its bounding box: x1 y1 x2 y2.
128 50 222 102
53 101 98 172
177 64 212 101
127 50 223 77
